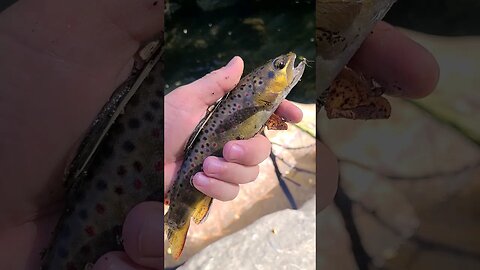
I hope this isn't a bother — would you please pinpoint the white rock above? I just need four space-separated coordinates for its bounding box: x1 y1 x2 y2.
179 197 316 270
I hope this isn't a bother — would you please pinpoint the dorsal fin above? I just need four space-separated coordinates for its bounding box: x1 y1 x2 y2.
64 41 164 189
184 91 231 153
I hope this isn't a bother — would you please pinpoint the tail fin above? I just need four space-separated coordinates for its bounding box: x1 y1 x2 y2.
192 196 213 224
166 218 190 260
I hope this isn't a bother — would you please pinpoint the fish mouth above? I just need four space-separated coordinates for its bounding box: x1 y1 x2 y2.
286 52 306 89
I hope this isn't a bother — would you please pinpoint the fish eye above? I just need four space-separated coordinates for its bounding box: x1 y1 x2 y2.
273 58 286 70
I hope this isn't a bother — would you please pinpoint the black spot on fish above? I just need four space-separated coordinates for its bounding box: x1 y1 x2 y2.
123 141 135 152
129 94 140 106
150 100 161 110
96 179 107 191
101 144 114 158
111 122 125 134
57 246 68 258
59 225 71 239
74 190 86 202
80 245 91 255
115 185 124 195
117 165 127 176
128 118 141 129
144 111 154 122
79 209 88 220
268 71 275 78
133 161 143 172
144 74 155 85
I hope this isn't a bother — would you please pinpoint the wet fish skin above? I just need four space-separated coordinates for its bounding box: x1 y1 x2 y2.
317 0 397 106
41 52 164 269
165 52 306 259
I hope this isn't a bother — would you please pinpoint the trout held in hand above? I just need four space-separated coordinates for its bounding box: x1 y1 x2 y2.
164 53 306 259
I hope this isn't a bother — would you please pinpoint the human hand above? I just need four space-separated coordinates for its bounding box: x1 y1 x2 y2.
164 56 303 201
316 21 440 211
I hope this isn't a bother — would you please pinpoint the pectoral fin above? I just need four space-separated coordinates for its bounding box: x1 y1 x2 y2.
166 219 190 260
266 113 288 130
192 196 213 224
325 67 391 120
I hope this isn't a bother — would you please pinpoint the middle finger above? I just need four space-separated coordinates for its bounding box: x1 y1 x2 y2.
203 156 259 184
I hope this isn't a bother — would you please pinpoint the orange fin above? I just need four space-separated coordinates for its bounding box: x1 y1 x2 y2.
192 196 213 224
266 113 288 130
325 67 391 120
166 218 190 260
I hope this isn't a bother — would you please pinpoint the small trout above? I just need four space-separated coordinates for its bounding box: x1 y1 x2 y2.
317 0 396 118
164 53 306 259
41 46 164 269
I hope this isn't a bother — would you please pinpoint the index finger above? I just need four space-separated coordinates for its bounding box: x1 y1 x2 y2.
275 100 303 123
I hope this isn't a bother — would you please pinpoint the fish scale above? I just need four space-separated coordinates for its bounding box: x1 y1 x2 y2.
41 49 164 269
165 52 306 260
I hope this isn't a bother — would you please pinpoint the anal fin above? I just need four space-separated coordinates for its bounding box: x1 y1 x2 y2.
325 67 391 120
192 196 213 224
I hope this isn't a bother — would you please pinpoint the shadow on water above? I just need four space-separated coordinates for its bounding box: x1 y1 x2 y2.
164 0 315 103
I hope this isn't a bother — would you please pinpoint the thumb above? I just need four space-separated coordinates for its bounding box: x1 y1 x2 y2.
169 56 244 107
121 202 163 269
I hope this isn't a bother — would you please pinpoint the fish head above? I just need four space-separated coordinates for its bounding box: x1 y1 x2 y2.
252 52 306 106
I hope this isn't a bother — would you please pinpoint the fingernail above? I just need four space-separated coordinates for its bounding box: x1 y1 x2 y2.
193 173 209 187
226 56 238 67
227 143 244 161
204 157 224 175
138 215 164 258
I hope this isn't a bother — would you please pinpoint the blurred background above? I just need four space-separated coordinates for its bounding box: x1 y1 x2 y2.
164 0 316 269
164 0 315 102
317 0 480 269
